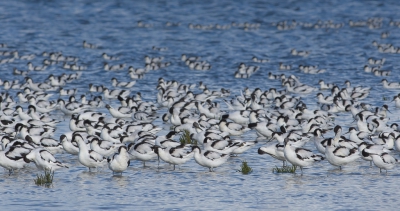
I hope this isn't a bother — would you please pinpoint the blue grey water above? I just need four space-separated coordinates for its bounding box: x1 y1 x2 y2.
1 0 400 210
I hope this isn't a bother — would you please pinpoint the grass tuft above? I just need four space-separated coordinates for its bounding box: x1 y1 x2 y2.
34 169 54 187
272 165 297 173
179 130 196 145
237 160 253 175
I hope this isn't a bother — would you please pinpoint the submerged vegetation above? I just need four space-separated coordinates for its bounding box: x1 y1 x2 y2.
237 160 253 175
34 169 54 187
272 165 297 173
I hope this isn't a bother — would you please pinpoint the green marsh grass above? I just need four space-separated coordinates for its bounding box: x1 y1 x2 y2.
179 130 196 145
237 160 253 175
272 165 297 173
34 169 54 187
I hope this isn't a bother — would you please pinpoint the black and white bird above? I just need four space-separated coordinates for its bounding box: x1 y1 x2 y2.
283 138 324 172
111 78 136 88
127 141 157 167
91 137 122 157
108 146 130 174
25 148 69 171
219 119 250 136
325 138 360 170
58 99 90 115
191 146 230 172
0 146 30 174
103 88 130 99
363 151 398 173
258 143 286 166
154 145 194 170
75 134 107 171
105 104 132 118
61 134 79 155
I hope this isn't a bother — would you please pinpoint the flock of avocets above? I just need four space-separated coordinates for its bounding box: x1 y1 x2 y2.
1 35 400 176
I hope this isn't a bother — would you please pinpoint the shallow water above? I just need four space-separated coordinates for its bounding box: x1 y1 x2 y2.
1 0 400 210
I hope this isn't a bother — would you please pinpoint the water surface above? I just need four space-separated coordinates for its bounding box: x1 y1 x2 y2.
1 0 400 210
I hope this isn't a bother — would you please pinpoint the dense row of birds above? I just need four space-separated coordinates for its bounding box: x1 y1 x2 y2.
1 71 400 174
133 17 396 31
1 15 400 176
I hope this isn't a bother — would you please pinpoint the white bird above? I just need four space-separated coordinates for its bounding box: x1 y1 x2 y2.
345 127 369 144
25 148 68 171
28 97 57 113
104 63 125 71
202 137 240 154
26 135 63 154
195 101 221 119
108 146 130 174
102 53 119 60
370 132 395 149
284 82 317 94
75 134 107 171
219 119 250 136
316 93 334 104
13 68 30 76
373 69 390 76
312 129 328 154
83 40 97 49
268 72 285 80
363 151 398 173
105 104 132 118
60 134 79 155
224 97 250 110
27 105 56 123
59 88 78 96
231 140 258 155
368 57 385 65
291 49 310 57
47 74 66 87
258 143 286 166
356 114 375 133
16 124 54 139
248 122 275 138
191 146 230 172
91 138 121 157
131 109 158 122
283 138 324 172
24 77 54 91
111 78 136 88
13 106 32 120
103 88 130 99
89 84 104 92
127 141 157 167
279 63 291 70
154 145 194 170
27 62 47 72
83 120 101 136
221 110 250 125
359 143 390 166
58 99 89 115
325 138 360 170
0 146 30 174
128 72 145 80
100 126 124 144
318 80 335 90
392 96 400 108
381 79 400 89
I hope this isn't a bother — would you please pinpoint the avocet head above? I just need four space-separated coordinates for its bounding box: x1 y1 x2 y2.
118 145 128 153
333 125 342 134
191 145 201 153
